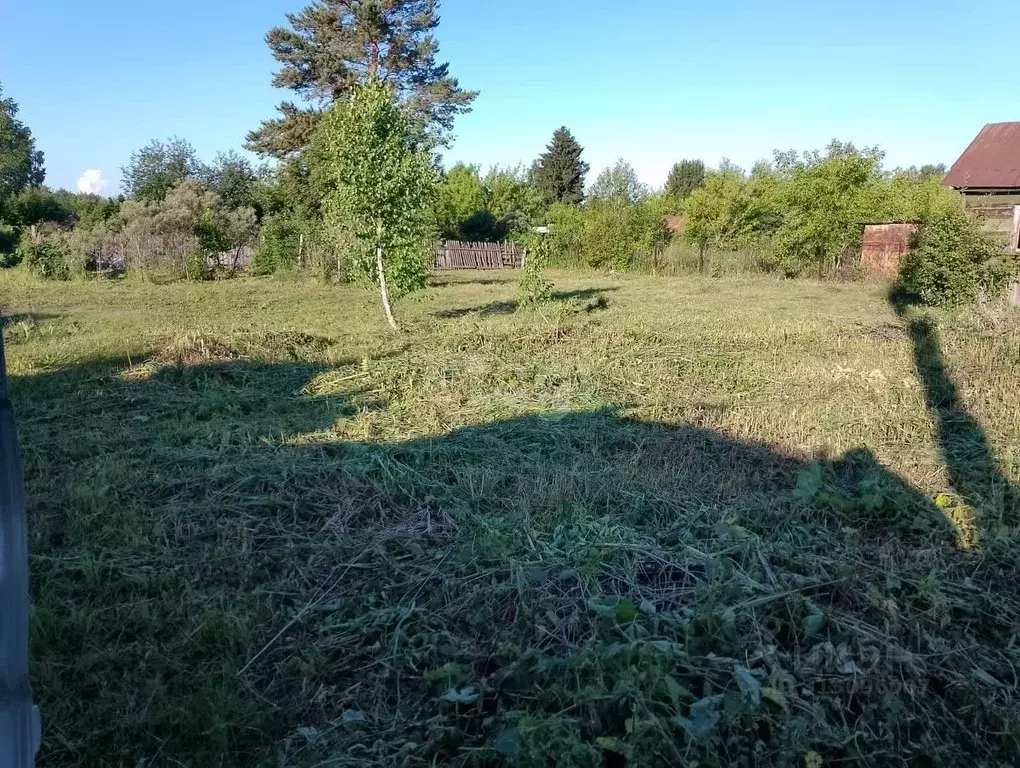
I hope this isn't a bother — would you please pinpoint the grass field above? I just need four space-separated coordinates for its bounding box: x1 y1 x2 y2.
2 269 1020 766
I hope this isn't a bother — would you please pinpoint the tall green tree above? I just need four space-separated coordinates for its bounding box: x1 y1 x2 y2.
664 159 705 200
770 141 885 276
683 166 750 271
121 138 200 203
200 151 259 211
532 127 589 205
484 165 544 239
248 0 477 158
4 187 71 228
436 163 486 237
316 79 438 330
589 159 649 204
0 83 45 219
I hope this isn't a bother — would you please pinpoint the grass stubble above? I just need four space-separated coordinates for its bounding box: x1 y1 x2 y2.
2 269 1019 765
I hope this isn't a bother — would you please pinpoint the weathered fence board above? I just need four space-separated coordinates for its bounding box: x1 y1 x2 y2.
434 241 524 270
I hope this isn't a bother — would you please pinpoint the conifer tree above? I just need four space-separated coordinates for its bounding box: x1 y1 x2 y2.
248 0 476 158
532 127 589 205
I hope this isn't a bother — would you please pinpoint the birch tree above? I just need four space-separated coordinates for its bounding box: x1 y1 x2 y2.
316 79 437 330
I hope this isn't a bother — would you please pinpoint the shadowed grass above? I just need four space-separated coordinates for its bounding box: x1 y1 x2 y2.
2 269 1020 766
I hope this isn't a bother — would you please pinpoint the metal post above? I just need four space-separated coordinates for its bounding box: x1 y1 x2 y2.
0 328 41 767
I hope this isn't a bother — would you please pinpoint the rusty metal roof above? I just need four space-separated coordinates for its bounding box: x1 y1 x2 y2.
944 122 1020 189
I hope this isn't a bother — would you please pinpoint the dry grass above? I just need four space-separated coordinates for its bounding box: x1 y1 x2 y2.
2 268 1020 766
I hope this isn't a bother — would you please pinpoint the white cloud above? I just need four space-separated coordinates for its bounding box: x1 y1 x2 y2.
76 169 109 195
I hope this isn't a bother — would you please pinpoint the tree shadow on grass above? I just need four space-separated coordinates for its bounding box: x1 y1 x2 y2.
8 338 1020 766
0 312 66 333
429 276 509 288
434 287 619 318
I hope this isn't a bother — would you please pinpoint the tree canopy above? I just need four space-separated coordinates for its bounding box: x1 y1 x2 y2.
248 0 477 158
121 138 201 203
532 127 589 206
0 83 45 218
664 159 705 200
435 163 544 242
315 79 438 328
437 163 487 237
200 151 260 211
589 159 649 205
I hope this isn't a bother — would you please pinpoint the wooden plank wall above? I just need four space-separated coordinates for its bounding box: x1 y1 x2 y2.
434 241 524 270
860 223 918 278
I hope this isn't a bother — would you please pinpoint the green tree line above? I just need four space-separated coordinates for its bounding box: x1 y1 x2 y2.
3 0 1016 311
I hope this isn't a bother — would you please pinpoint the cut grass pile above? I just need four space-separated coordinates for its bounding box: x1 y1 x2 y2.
2 269 1020 766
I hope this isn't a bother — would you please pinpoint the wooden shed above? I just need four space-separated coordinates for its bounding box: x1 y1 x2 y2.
664 215 686 235
944 122 1020 250
860 221 919 278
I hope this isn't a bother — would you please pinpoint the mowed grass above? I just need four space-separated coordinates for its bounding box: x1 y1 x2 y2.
2 269 1020 766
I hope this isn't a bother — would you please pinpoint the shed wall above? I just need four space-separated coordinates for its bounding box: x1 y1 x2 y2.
961 192 1020 245
861 223 918 278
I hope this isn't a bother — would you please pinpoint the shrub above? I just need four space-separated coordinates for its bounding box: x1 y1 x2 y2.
457 209 500 242
518 232 553 306
546 203 586 266
17 233 72 280
64 225 121 276
582 201 636 270
0 224 19 266
254 215 300 274
899 210 1015 307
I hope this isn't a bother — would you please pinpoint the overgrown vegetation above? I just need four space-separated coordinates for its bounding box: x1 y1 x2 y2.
901 207 1019 307
4 270 1019 766
516 232 553 305
2 8 1015 314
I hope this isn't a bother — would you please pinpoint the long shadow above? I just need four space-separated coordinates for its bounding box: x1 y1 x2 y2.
429 276 508 288
434 287 618 319
8 354 1020 766
0 312 65 327
891 292 1019 541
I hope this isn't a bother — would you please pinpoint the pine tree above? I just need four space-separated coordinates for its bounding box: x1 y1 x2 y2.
664 159 706 200
532 127 590 205
247 0 477 158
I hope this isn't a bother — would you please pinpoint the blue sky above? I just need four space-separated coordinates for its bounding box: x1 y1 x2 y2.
1 0 1015 194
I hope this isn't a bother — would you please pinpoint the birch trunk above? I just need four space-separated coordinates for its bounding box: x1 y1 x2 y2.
376 224 398 330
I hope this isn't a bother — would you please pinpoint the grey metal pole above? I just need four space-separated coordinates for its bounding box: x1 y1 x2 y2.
0 328 41 766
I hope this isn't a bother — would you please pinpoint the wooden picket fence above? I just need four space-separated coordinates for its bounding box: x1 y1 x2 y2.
434 241 525 270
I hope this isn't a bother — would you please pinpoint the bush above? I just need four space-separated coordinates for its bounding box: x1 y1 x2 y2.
0 224 19 266
254 215 300 274
518 233 553 306
582 201 637 270
254 216 341 280
17 233 72 280
546 203 586 266
457 209 500 242
899 210 1015 307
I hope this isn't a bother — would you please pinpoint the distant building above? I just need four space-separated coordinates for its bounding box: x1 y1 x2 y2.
664 215 685 235
944 122 1020 250
860 221 919 278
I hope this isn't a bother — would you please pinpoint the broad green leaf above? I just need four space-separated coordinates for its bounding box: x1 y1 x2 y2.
803 611 825 637
673 695 724 738
444 686 479 704
761 686 789 712
732 664 762 706
494 727 519 756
